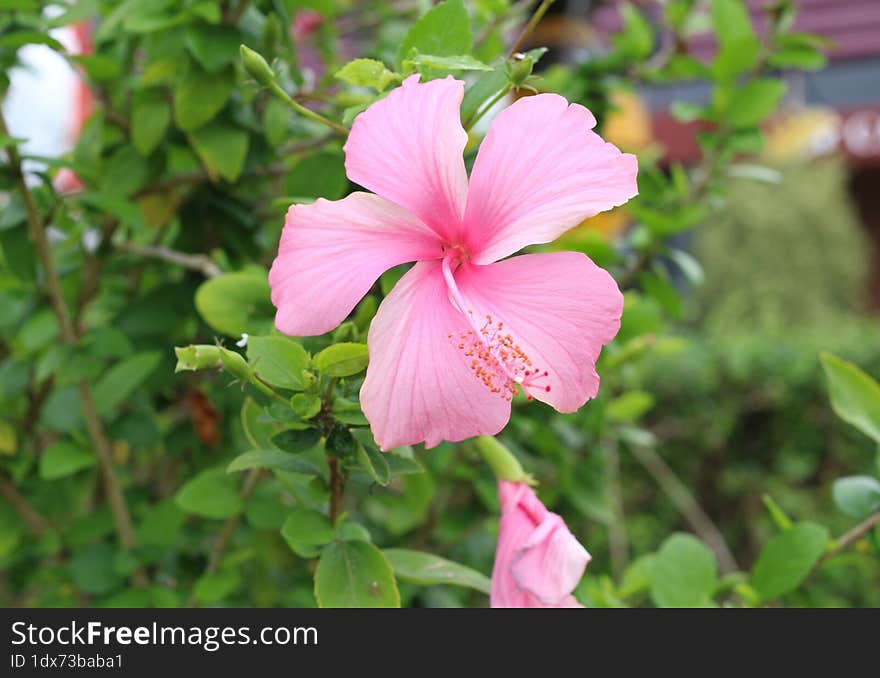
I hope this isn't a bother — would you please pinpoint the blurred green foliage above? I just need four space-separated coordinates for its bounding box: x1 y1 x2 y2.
0 0 878 609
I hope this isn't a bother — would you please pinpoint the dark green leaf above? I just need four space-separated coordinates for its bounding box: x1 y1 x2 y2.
38 441 96 480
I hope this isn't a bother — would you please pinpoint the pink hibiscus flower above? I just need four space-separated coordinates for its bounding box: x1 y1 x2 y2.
269 75 636 450
491 480 590 608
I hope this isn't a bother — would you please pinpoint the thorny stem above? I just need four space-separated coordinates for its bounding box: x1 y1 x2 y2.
0 109 141 566
506 0 555 59
269 82 349 136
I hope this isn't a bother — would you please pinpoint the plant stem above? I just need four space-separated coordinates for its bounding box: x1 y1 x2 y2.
817 511 880 567
629 443 739 573
117 242 222 278
0 474 50 534
186 469 263 608
506 0 555 58
268 82 349 136
0 110 140 558
328 457 344 524
464 85 512 131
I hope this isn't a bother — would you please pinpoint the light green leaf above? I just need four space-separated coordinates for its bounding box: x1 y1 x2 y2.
39 441 96 480
612 3 654 60
92 352 161 416
291 393 322 419
132 91 171 156
175 468 243 519
194 570 241 603
383 548 491 594
820 353 880 445
751 522 828 600
405 53 492 72
650 533 718 607
714 79 786 129
832 476 880 519
226 449 321 476
173 66 234 132
247 335 310 390
314 540 400 608
314 343 368 377
335 59 400 92
397 0 471 66
194 270 272 336
281 509 334 558
188 122 249 182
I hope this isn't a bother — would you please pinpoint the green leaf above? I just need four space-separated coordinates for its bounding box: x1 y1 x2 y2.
820 353 880 445
650 533 718 607
194 570 241 603
281 509 334 558
195 270 272 336
132 91 171 156
101 145 150 196
711 0 755 46
175 468 243 519
291 393 322 419
284 152 347 200
335 58 400 92
405 53 492 73
398 0 471 66
185 25 242 72
832 476 880 519
314 540 400 608
92 351 161 416
714 79 786 129
612 3 654 60
354 439 391 486
713 36 760 82
136 499 185 549
751 522 829 600
314 343 368 377
383 548 491 594
38 441 96 480
226 449 321 476
606 390 655 423
247 335 310 390
69 544 122 595
70 54 121 81
173 65 234 132
0 31 64 50
188 122 249 182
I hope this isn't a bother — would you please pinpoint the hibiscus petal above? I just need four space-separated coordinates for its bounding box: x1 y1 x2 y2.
510 513 591 606
360 261 512 450
269 192 441 336
463 93 638 264
344 75 469 242
454 252 623 412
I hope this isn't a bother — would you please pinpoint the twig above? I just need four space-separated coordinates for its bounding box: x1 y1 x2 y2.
817 512 880 567
605 441 629 579
0 475 51 534
506 0 555 58
186 469 263 608
117 242 222 278
328 457 344 524
0 110 140 560
629 443 739 574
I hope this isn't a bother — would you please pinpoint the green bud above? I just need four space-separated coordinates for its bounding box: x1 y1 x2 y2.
219 347 251 382
507 53 535 88
174 345 221 372
474 436 535 484
240 44 276 87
